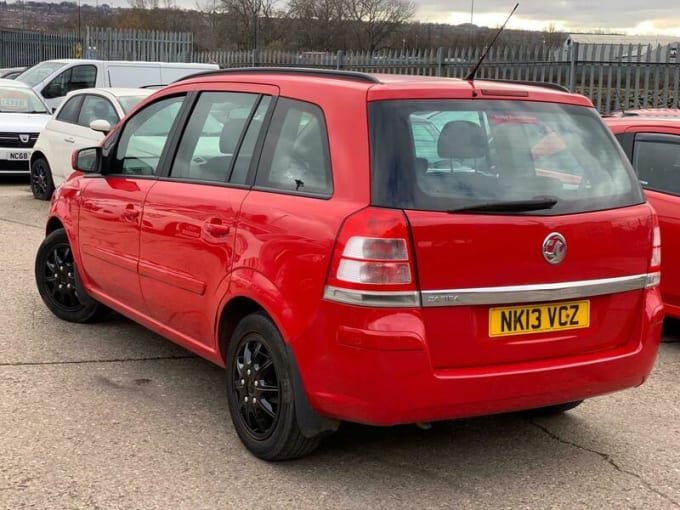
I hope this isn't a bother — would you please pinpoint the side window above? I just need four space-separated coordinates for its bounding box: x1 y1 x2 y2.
230 95 271 185
55 95 83 124
634 138 680 194
170 92 258 183
43 65 97 99
77 95 118 128
256 98 332 196
68 65 97 93
113 96 184 176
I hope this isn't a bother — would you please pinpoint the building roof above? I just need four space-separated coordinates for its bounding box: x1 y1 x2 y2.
567 34 680 46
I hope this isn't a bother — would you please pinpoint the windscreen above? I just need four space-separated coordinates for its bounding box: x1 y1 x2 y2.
369 100 644 214
0 85 49 113
15 62 68 87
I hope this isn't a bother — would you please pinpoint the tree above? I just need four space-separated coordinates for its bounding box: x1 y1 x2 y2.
344 0 415 52
219 0 279 49
287 0 347 50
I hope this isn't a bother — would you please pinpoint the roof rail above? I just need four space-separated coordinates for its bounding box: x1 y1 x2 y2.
476 78 570 93
174 67 381 84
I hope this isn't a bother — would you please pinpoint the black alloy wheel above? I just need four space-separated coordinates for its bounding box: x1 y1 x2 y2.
232 338 280 440
43 242 80 311
30 157 55 201
35 228 108 323
226 312 322 460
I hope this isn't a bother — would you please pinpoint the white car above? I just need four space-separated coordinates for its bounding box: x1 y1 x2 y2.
0 79 52 176
30 87 153 199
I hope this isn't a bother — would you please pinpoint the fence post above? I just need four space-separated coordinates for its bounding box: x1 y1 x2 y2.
436 47 443 76
568 42 578 92
251 48 259 67
336 50 344 70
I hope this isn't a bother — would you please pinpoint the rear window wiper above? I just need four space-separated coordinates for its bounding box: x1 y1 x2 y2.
447 198 558 214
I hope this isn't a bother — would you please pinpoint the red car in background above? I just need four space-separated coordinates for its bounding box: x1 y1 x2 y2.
606 113 680 318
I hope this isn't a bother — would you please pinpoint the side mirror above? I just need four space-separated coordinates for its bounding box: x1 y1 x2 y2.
42 83 64 99
72 147 101 173
89 119 112 134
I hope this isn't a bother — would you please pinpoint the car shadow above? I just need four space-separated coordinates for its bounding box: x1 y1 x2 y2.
1 175 30 185
662 318 680 343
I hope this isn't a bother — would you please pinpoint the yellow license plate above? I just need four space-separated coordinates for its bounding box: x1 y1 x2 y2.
489 300 590 337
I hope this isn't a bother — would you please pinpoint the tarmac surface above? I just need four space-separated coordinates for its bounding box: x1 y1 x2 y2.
1 180 679 509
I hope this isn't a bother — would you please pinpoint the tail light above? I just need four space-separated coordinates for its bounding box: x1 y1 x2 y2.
647 215 661 288
324 208 420 307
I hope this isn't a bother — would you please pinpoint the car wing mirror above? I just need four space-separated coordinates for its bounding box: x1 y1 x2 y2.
43 83 64 99
89 119 112 134
72 147 101 173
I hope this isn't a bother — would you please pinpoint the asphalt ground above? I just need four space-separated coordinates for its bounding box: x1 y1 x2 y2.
1 179 679 509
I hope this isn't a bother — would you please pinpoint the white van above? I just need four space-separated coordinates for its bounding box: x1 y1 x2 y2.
15 59 219 110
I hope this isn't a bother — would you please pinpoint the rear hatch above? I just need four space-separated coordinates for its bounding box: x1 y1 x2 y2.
369 98 652 368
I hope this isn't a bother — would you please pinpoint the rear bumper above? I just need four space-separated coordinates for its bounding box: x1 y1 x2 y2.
293 288 663 426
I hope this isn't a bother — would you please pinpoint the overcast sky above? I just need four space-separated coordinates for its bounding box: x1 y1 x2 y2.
419 1 680 36
37 0 680 36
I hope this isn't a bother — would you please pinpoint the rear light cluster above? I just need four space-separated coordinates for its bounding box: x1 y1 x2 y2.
337 238 411 285
324 208 420 307
647 216 661 288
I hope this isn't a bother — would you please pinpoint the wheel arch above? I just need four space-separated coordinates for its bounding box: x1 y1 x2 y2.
217 278 339 439
30 150 46 166
217 296 264 366
45 216 65 236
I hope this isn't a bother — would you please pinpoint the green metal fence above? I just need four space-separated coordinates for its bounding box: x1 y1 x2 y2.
0 27 194 68
0 30 80 67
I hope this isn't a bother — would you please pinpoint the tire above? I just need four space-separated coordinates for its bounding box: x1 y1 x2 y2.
31 157 55 201
35 228 109 323
524 400 584 416
226 312 321 460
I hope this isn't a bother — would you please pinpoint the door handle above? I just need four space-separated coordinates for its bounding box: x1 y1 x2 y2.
122 204 140 221
64 137 75 143
204 218 230 237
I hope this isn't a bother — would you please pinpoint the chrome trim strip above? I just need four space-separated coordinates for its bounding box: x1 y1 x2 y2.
323 286 420 308
421 273 652 307
645 272 661 288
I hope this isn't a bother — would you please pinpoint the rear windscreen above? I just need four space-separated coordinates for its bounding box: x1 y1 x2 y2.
369 100 644 214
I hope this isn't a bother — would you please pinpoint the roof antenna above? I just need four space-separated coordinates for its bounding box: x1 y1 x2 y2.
465 3 519 82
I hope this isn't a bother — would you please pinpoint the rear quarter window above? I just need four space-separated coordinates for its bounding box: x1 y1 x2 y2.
255 98 332 197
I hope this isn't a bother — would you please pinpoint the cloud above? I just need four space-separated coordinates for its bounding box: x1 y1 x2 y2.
416 0 679 35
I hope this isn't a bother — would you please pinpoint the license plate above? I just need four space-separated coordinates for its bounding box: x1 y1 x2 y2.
489 300 590 337
1 152 29 161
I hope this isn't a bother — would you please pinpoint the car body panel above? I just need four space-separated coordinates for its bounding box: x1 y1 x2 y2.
77 176 156 315
405 204 654 368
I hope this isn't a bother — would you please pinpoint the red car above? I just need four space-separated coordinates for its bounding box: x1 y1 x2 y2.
35 69 663 460
606 113 680 318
